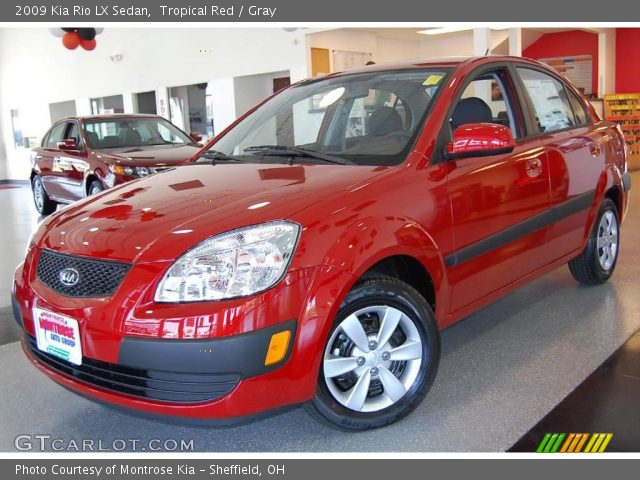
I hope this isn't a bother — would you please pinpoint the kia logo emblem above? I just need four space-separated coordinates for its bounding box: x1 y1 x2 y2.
59 268 80 287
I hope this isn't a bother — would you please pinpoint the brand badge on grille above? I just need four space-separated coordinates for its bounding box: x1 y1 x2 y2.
59 267 80 287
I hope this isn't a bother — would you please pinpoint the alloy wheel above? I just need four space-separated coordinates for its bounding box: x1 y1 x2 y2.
322 305 423 412
597 210 618 271
33 178 44 211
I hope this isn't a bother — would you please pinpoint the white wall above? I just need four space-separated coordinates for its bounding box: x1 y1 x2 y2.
0 27 309 180
233 70 290 117
308 28 511 73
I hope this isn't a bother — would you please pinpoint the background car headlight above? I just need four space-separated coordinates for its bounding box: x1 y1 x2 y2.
155 221 300 302
110 165 155 177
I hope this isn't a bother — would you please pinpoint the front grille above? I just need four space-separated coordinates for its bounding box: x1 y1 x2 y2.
37 249 131 297
25 335 239 403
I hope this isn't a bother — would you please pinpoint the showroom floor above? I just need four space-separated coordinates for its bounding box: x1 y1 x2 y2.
0 175 638 452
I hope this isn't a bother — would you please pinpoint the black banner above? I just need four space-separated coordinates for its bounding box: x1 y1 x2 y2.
4 459 640 479
4 0 640 22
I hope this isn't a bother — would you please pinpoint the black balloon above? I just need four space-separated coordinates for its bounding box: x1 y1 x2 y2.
78 28 96 40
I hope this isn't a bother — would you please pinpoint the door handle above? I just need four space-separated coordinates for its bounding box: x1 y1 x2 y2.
525 158 543 178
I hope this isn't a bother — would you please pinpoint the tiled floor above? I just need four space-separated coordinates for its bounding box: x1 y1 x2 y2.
510 330 640 452
0 176 638 452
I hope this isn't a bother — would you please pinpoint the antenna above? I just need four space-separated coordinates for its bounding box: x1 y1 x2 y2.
484 48 490 56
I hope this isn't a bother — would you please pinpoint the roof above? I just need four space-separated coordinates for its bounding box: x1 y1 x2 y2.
322 55 542 76
64 113 162 122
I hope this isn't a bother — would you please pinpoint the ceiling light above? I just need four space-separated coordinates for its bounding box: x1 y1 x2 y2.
418 26 510 36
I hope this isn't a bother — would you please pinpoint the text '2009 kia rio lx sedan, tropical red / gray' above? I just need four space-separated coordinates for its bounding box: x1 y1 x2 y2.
12 56 630 430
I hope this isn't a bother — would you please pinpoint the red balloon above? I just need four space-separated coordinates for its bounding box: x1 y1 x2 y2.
62 32 80 50
80 38 97 51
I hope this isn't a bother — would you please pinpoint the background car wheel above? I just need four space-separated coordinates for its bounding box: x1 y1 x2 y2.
88 180 104 196
306 274 440 431
31 175 57 216
568 197 620 285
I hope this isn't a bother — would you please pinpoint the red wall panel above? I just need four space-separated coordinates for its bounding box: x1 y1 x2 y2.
523 30 598 95
615 28 640 93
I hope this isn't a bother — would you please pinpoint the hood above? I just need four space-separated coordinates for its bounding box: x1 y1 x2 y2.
38 162 389 263
100 144 201 167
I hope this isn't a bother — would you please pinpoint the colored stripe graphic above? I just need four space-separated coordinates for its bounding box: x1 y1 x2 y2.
537 433 613 453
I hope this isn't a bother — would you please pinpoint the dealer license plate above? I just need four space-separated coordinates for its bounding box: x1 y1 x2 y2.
33 307 82 366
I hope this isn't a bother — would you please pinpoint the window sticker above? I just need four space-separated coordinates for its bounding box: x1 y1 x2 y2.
423 75 444 86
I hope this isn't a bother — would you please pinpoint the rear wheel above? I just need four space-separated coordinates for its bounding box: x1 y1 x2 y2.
32 175 57 216
307 274 440 431
568 198 619 285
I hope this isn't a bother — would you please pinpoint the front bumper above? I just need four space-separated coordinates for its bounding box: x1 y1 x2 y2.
14 250 356 420
23 318 296 404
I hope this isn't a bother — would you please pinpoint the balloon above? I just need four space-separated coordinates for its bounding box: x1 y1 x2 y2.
78 28 96 40
49 28 65 38
62 32 81 50
80 38 97 51
61 28 77 33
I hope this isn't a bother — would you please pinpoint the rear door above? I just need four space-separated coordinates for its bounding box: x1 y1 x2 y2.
515 67 604 259
444 66 551 312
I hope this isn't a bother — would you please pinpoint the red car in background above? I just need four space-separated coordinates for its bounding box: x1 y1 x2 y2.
13 57 630 430
30 114 202 215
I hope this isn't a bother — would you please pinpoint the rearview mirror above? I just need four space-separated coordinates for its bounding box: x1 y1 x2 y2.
445 123 515 160
190 132 203 142
57 139 78 151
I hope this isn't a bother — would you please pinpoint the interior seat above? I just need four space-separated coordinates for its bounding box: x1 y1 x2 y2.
451 97 493 131
85 131 100 148
368 106 403 136
118 128 142 146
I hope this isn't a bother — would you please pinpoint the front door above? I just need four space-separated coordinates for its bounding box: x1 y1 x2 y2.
53 121 89 201
444 68 551 311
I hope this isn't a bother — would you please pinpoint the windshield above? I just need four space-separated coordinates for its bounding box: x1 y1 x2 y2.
83 117 193 149
202 69 450 166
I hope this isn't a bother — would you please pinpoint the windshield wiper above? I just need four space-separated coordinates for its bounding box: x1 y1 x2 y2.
199 150 244 165
244 145 354 165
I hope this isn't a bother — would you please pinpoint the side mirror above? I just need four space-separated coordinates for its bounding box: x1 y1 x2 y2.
190 132 203 142
445 123 515 160
57 139 78 151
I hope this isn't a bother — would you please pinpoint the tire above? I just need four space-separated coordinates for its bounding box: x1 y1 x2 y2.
568 197 620 285
88 180 104 196
307 274 440 431
31 175 57 216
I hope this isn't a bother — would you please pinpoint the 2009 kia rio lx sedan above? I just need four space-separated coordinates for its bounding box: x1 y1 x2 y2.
13 56 630 430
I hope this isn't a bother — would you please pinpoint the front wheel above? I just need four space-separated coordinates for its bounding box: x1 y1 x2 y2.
88 180 104 196
307 274 440 431
568 197 620 285
32 175 57 216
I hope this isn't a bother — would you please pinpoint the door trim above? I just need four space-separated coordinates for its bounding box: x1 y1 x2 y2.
445 189 595 267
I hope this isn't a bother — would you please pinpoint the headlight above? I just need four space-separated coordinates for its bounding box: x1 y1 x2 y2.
110 165 154 177
155 221 300 302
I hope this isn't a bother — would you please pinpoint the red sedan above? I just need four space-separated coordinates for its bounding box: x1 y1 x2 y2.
13 57 630 430
30 114 202 215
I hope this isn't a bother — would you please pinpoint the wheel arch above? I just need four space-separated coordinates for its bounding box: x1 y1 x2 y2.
316 216 450 322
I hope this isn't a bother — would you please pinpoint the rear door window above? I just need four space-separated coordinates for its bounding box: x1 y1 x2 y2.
516 67 576 133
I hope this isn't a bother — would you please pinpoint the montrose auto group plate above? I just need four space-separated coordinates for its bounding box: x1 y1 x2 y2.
33 307 82 366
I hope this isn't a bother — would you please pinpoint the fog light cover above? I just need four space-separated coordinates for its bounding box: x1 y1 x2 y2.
265 330 291 366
